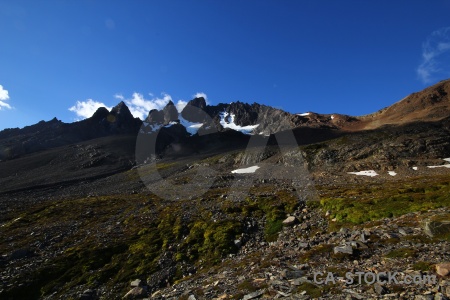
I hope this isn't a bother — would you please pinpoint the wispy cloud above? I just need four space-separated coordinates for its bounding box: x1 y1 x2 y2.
0 85 12 110
69 99 112 120
417 27 450 83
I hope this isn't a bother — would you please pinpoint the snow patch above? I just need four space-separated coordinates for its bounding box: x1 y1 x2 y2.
331 115 335 120
427 158 450 169
388 171 397 176
219 112 259 135
164 121 178 128
297 112 310 116
142 122 163 133
347 170 378 177
231 166 260 174
412 167 418 170
428 164 450 169
179 115 203 135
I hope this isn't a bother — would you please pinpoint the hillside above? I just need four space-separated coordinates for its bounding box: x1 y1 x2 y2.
0 81 450 299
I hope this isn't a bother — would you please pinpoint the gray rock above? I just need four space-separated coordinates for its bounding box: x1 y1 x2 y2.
188 295 197 300
373 282 387 295
123 287 147 299
434 292 449 300
424 220 450 238
342 289 364 299
79 289 96 300
360 233 367 243
334 245 353 255
436 263 450 277
399 227 413 236
290 277 311 286
281 268 304 279
298 242 309 249
131 279 143 287
283 216 298 226
242 289 265 300
414 295 434 300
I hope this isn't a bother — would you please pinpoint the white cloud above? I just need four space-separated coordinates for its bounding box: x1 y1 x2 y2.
124 92 172 119
69 92 204 121
68 99 112 119
417 27 450 83
119 92 189 119
176 100 188 112
0 85 11 110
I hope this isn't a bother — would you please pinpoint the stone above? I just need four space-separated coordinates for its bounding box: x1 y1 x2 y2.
399 227 413 236
131 279 143 287
123 287 147 299
446 286 450 297
242 289 265 300
290 277 311 286
434 292 449 300
188 295 197 300
334 245 353 255
414 295 434 300
373 282 387 295
298 242 309 249
360 233 367 243
282 216 298 226
436 263 450 277
79 289 96 300
424 219 450 239
280 268 304 279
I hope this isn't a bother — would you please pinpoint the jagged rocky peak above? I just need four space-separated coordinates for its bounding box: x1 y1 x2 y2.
163 100 179 123
110 101 133 118
188 97 207 109
181 97 208 122
225 101 259 126
146 109 164 124
105 101 140 131
91 107 109 120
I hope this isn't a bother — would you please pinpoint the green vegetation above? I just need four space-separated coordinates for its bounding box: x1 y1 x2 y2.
319 175 450 227
293 282 324 298
2 172 449 299
412 261 434 272
1 180 305 299
384 248 417 259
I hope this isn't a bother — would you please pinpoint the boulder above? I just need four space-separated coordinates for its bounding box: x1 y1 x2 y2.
436 263 450 277
282 216 298 226
333 244 353 255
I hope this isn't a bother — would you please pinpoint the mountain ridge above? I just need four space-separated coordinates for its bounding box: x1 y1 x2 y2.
1 78 449 162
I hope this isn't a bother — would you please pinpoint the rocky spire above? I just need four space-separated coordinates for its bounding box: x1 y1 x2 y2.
181 97 208 122
163 100 179 123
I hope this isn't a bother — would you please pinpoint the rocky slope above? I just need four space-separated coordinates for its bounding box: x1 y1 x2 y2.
0 80 450 299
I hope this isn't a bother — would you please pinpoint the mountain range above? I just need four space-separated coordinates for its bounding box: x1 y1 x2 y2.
0 79 449 299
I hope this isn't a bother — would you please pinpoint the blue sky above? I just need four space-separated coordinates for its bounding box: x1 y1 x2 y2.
1 0 450 130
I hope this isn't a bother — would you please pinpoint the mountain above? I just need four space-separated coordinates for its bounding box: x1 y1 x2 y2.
1 80 450 299
0 101 141 161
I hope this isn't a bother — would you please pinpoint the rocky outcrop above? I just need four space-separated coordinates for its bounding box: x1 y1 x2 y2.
163 101 178 123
